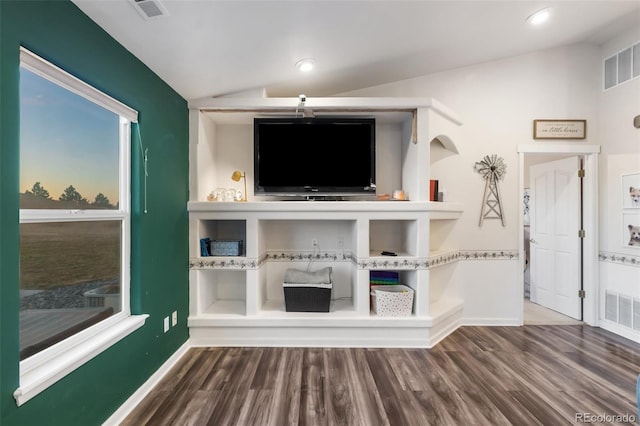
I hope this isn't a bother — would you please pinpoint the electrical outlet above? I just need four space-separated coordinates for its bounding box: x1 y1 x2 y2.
163 316 169 333
172 310 177 327
311 238 318 248
337 237 344 250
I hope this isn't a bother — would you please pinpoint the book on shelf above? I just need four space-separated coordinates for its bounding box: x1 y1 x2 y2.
200 237 211 257
370 270 399 286
429 179 439 201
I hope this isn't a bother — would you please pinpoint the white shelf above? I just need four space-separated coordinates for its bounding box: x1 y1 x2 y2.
188 96 464 347
368 251 413 258
200 300 245 317
426 202 464 219
260 299 358 318
189 200 462 214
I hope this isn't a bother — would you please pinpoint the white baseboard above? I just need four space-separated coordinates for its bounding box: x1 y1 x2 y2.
102 341 190 426
428 320 461 347
189 332 435 348
599 319 640 344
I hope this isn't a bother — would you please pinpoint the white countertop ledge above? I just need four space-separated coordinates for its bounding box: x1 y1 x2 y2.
188 200 464 213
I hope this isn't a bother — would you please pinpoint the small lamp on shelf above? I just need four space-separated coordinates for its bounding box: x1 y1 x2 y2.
231 170 247 202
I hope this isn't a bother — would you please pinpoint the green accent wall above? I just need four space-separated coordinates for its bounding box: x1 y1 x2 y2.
0 1 189 424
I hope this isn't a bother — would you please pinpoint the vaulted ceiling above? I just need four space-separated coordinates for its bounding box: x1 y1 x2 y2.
73 0 640 101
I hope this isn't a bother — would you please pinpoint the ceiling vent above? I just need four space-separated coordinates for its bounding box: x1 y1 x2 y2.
129 0 169 20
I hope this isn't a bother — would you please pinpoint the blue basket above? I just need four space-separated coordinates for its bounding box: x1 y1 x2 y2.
210 240 243 256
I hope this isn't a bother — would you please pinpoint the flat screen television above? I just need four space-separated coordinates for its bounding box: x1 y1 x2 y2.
254 117 376 197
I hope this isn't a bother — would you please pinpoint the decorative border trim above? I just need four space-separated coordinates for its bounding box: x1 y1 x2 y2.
458 250 519 260
599 251 640 267
428 251 461 269
426 250 518 270
358 257 428 270
190 250 519 270
189 258 260 270
265 251 354 263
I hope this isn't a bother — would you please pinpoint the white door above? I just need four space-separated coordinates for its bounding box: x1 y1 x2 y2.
529 157 582 320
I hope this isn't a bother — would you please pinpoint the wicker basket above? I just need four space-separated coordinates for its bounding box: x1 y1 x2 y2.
283 283 332 312
370 285 414 316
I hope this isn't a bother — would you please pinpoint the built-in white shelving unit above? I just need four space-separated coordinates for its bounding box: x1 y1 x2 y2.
187 97 464 347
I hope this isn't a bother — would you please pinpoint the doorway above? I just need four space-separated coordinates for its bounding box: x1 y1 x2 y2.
527 155 582 321
517 144 600 326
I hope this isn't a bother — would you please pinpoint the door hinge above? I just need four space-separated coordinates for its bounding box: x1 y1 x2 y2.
578 229 586 238
578 169 585 178
578 289 586 298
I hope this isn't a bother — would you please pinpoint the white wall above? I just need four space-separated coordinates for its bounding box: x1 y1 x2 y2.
597 26 640 342
339 44 601 323
341 44 600 250
598 25 640 251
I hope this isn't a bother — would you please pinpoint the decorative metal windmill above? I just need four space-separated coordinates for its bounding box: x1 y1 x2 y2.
475 154 506 227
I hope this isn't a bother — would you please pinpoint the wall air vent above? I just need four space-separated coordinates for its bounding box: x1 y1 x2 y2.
603 40 640 90
605 291 617 322
604 291 640 333
619 295 632 328
129 0 169 20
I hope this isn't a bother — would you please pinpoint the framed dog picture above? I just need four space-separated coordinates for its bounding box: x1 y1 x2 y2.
623 212 640 248
622 172 640 209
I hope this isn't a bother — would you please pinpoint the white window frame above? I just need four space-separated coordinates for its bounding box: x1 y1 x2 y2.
14 47 147 406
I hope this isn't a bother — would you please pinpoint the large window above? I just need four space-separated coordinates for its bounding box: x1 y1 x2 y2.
18 49 135 362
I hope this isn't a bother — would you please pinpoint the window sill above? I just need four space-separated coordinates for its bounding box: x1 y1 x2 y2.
14 313 148 406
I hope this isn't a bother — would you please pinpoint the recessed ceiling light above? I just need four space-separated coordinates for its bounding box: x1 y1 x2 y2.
296 59 315 72
527 8 551 25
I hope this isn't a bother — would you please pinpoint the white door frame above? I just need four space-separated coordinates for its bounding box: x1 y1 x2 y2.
517 143 601 326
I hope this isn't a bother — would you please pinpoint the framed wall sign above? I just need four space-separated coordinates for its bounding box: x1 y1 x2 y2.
533 119 586 140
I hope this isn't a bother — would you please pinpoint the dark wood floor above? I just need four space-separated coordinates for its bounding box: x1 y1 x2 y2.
123 325 640 425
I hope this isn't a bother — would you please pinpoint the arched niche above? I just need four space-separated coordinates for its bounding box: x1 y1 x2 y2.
430 135 459 164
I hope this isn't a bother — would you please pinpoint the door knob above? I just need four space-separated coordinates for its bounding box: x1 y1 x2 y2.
530 238 537 244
